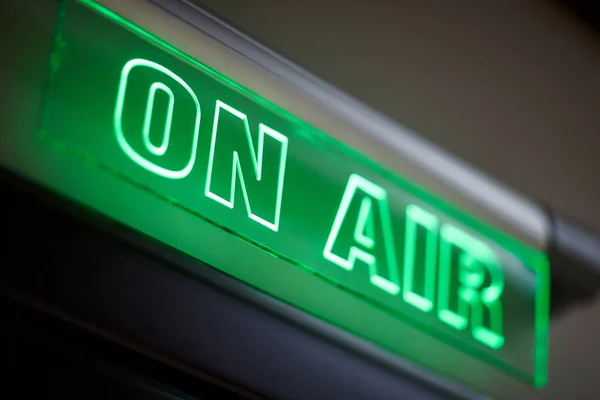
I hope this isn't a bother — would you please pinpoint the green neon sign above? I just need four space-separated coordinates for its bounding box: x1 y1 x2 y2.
204 100 289 232
36 0 549 387
115 58 201 179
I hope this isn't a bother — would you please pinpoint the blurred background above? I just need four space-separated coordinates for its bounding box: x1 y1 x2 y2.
191 1 600 398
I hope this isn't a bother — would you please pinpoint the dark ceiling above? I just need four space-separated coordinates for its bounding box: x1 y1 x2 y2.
555 0 600 34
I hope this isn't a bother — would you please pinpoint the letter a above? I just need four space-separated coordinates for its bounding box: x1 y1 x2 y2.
323 174 400 295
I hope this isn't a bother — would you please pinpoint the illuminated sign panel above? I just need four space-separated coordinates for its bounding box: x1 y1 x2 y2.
38 0 548 386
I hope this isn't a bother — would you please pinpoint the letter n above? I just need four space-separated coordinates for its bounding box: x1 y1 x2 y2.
205 100 289 232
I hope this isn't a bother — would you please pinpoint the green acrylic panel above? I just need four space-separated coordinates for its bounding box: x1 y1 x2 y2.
36 0 549 387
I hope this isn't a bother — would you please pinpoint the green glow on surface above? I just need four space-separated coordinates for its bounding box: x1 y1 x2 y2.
439 225 505 349
205 100 288 232
143 81 174 156
403 204 439 313
534 254 550 388
323 174 400 295
354 197 375 249
114 58 201 179
32 0 550 387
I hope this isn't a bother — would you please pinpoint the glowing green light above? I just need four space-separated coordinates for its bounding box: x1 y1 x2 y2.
34 0 548 386
354 197 375 249
204 100 289 232
324 179 505 349
323 174 400 295
114 58 201 179
403 204 439 313
439 225 505 349
142 82 174 156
